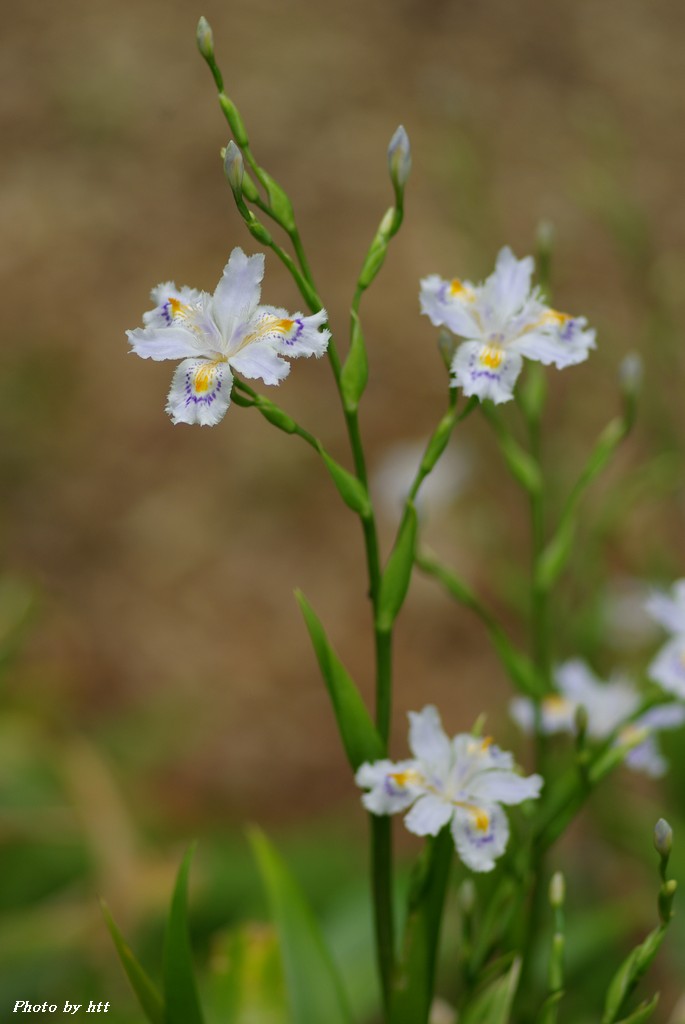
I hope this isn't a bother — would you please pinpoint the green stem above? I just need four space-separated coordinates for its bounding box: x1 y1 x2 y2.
372 816 395 1013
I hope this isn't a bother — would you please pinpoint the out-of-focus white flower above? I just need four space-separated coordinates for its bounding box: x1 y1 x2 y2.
646 579 685 698
603 577 661 652
127 248 330 426
646 579 685 635
355 705 542 872
510 659 685 778
420 247 595 404
371 439 472 523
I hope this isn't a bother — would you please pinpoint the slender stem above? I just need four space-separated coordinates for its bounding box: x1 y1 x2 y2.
517 394 551 1018
372 816 395 1012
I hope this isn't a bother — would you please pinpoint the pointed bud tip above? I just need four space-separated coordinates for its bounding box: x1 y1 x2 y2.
438 328 458 372
549 871 566 909
223 140 244 193
654 818 673 859
574 703 589 735
388 124 412 190
196 16 215 61
536 219 555 250
619 352 643 394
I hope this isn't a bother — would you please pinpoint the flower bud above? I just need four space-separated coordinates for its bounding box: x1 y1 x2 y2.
438 328 458 372
574 703 589 742
619 352 643 396
549 871 566 909
196 16 215 61
658 878 677 924
223 140 244 197
654 818 673 860
458 878 476 915
387 125 412 193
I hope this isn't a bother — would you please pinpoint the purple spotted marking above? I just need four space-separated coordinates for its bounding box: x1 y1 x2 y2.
183 364 224 407
383 776 404 797
282 318 304 347
560 318 577 342
466 351 502 383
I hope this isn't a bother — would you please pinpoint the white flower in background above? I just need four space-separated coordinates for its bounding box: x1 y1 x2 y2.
127 248 330 426
355 705 542 872
510 659 685 778
420 247 595 404
646 580 685 698
371 439 472 524
646 579 685 635
602 577 660 653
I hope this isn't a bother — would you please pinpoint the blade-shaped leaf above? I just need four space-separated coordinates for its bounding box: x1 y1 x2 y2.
341 310 369 412
390 828 453 1024
101 900 164 1024
163 845 205 1024
207 924 287 1024
377 504 418 632
461 957 522 1024
602 926 667 1024
296 589 384 769
249 827 354 1024
614 994 660 1024
320 451 372 518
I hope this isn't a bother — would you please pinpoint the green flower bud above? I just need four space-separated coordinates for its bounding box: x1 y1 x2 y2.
387 125 412 192
549 871 566 910
619 352 642 430
619 353 643 396
658 878 677 924
458 878 476 915
196 16 215 61
654 818 673 860
535 219 554 298
223 140 244 197
438 328 458 372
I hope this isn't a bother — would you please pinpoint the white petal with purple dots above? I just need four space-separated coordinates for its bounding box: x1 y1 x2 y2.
355 705 542 873
420 246 596 404
126 247 331 426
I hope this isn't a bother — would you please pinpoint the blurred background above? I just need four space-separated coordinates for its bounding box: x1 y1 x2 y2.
3 0 685 1019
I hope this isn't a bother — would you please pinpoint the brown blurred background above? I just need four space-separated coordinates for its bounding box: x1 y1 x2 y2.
4 0 685 844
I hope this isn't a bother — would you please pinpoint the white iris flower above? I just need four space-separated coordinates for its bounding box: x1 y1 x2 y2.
510 660 685 778
646 580 685 698
127 248 330 426
355 705 542 872
420 247 595 404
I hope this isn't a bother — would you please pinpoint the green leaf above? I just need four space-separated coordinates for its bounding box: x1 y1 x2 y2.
390 829 453 1024
461 956 521 1024
163 846 205 1024
260 169 296 232
602 926 666 1024
614 994 660 1024
377 504 418 632
419 410 456 477
207 924 287 1024
341 310 369 412
320 450 371 518
538 989 565 1024
218 93 249 147
101 901 164 1024
255 397 298 434
249 828 353 1024
536 517 576 592
296 589 384 769
497 432 542 494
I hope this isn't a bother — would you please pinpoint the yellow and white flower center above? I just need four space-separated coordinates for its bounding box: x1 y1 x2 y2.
479 345 504 369
449 278 475 300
